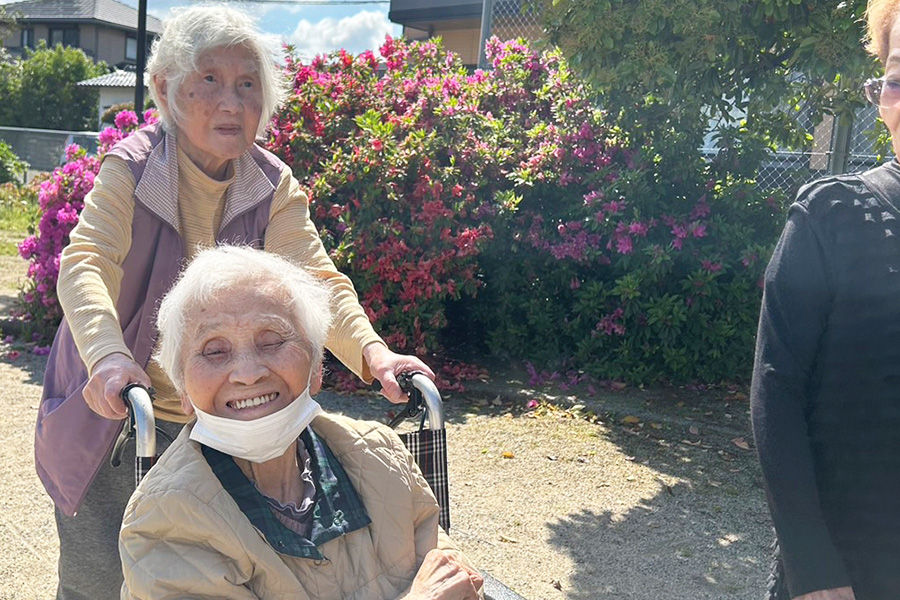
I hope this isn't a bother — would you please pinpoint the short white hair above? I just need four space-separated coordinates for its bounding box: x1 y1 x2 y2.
147 5 288 137
154 245 334 394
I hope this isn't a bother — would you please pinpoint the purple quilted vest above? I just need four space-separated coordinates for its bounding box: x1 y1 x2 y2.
34 122 283 516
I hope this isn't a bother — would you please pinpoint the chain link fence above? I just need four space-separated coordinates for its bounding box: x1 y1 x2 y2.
752 104 886 197
477 3 890 199
478 0 542 67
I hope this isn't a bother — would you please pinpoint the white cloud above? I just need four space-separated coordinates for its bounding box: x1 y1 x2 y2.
285 10 395 60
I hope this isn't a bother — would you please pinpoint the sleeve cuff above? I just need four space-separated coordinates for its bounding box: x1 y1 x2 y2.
780 532 851 597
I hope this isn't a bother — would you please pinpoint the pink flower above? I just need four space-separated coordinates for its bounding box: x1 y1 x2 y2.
701 260 722 273
602 200 625 215
583 190 604 205
114 110 139 130
98 127 120 146
597 308 625 336
17 236 37 260
615 236 633 255
64 144 82 161
628 222 648 237
690 197 710 220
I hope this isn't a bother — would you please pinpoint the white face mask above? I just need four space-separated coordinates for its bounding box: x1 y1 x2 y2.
188 385 322 463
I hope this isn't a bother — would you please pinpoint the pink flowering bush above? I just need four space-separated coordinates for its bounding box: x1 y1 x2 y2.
19 36 783 384
16 110 158 343
270 37 783 383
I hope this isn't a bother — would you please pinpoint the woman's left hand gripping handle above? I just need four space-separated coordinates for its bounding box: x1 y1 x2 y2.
84 352 152 420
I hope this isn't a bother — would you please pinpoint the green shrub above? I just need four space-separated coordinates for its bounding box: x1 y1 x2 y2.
269 37 783 384
1 41 108 131
0 141 27 184
101 100 156 125
0 180 40 255
21 38 784 384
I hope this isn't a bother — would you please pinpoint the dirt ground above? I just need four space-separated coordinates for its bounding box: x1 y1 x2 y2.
0 253 775 600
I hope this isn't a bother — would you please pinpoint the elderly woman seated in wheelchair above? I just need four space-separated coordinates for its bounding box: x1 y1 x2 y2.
118 245 483 600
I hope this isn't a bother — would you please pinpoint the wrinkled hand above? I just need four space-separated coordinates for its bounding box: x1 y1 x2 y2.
406 549 483 600
794 587 856 600
83 352 151 420
363 342 435 404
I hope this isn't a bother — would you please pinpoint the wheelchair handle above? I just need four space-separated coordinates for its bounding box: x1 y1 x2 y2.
377 372 445 431
120 383 157 459
409 373 444 431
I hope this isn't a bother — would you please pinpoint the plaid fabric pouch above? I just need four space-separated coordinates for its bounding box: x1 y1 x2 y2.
399 427 450 533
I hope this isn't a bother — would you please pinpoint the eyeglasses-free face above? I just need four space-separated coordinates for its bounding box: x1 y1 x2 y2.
865 77 900 109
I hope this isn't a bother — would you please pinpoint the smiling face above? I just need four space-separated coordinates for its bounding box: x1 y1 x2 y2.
156 44 264 179
180 288 312 422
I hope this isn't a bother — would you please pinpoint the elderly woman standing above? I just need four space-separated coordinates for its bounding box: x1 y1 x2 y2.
751 1 900 599
35 7 432 599
119 245 482 600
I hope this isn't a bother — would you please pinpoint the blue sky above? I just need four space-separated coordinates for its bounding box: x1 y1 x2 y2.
148 0 401 60
160 1 401 59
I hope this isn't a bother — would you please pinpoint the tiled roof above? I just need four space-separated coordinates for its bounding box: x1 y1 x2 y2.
4 0 163 34
77 69 148 88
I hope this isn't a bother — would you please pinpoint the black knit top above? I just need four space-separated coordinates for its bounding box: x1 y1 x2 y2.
751 160 900 599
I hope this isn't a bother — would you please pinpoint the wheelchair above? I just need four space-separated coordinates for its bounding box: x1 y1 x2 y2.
114 373 527 600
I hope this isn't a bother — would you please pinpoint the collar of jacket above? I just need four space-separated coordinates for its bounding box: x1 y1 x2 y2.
202 426 372 560
133 130 276 236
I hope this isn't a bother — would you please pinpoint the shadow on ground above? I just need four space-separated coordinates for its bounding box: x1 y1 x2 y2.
387 361 775 599
0 347 46 386
546 487 772 599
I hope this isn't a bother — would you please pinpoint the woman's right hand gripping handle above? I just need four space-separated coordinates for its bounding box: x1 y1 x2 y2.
84 352 152 420
405 549 483 600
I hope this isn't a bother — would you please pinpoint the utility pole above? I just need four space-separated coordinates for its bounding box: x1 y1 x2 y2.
135 0 147 122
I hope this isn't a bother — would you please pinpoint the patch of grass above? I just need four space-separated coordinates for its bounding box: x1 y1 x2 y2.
0 236 21 257
0 182 40 256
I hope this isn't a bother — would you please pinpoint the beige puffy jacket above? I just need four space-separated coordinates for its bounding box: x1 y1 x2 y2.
120 413 478 599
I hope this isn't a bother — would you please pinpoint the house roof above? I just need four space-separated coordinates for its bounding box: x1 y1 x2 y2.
4 0 163 34
77 69 147 88
389 0 482 29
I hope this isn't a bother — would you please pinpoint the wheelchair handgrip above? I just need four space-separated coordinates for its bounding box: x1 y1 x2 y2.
408 373 444 431
120 383 157 459
376 372 445 431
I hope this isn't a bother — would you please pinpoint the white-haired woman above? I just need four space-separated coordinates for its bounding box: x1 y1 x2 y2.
35 6 433 599
119 245 482 600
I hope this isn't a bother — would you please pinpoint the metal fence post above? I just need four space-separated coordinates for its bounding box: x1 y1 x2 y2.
478 0 495 69
828 112 854 175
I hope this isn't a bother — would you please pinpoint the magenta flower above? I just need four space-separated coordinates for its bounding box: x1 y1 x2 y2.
628 222 649 237
597 308 626 336
701 260 722 273
114 110 139 130
17 236 37 260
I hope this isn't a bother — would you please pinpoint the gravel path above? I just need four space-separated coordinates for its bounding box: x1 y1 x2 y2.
0 253 775 599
